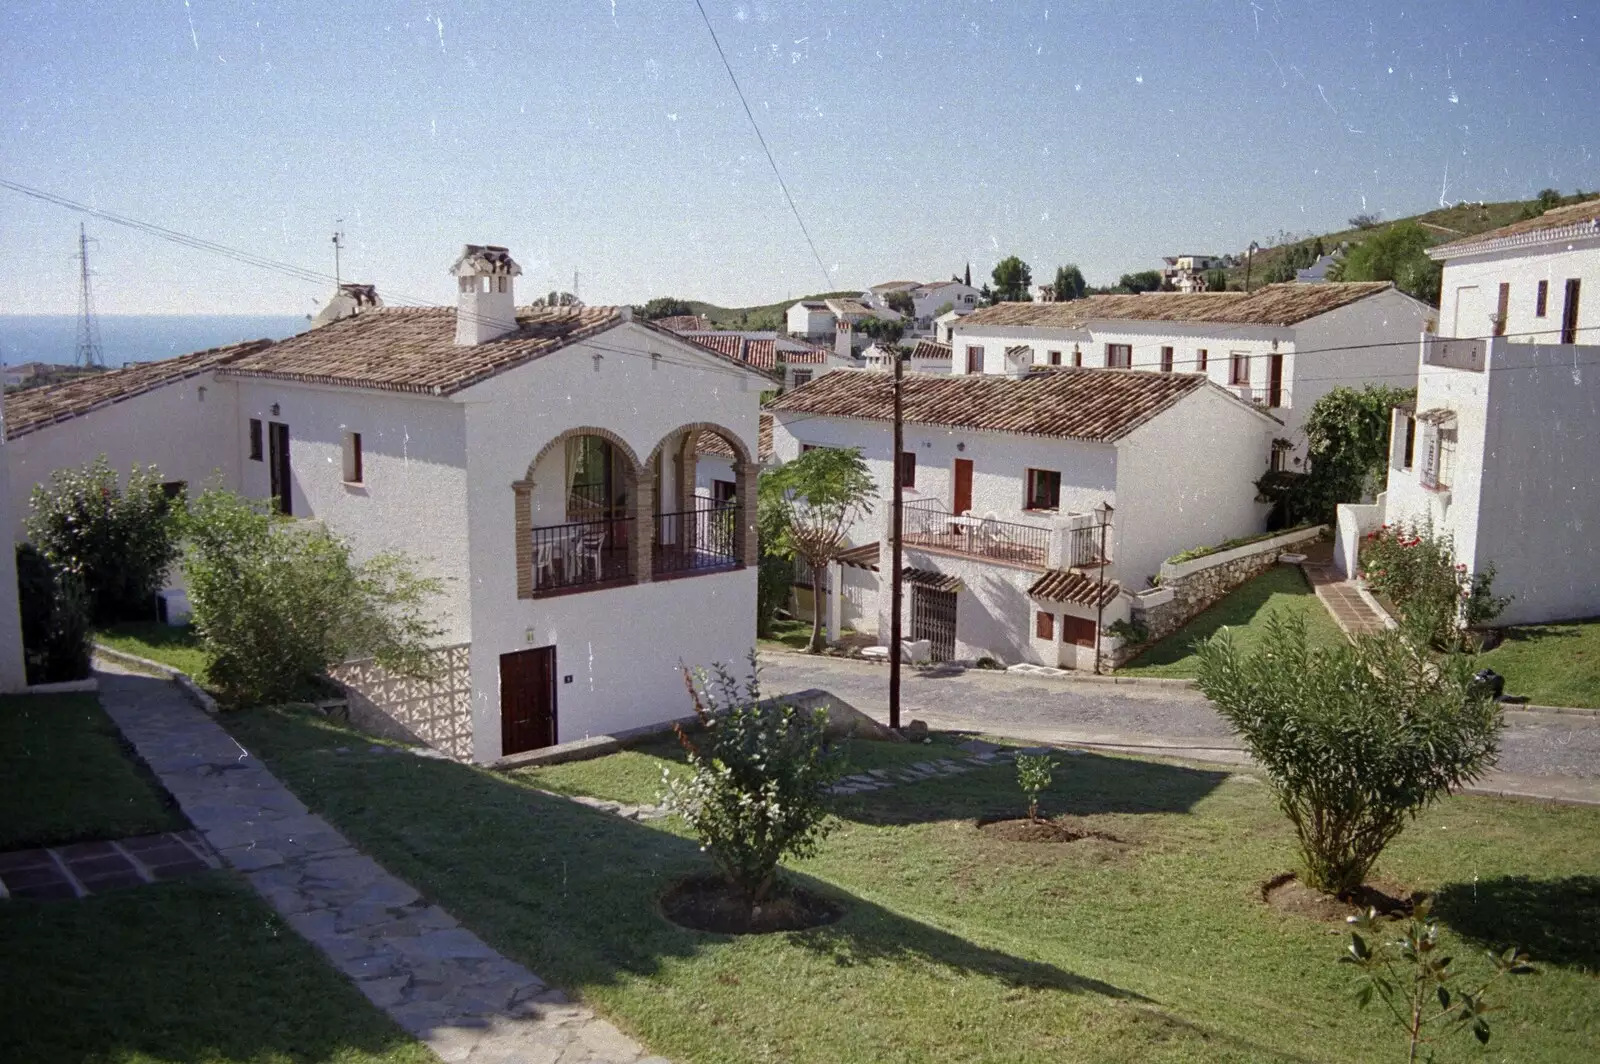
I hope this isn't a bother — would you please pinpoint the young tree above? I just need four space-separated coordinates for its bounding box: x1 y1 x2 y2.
183 487 443 706
883 289 915 317
27 456 183 624
990 256 1033 302
1052 264 1087 302
1196 617 1502 895
759 448 877 653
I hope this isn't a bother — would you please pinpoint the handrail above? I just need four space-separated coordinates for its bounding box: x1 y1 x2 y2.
654 503 739 575
529 516 635 592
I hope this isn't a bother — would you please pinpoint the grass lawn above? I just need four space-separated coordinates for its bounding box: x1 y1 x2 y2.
1479 619 1600 709
0 873 433 1064
0 693 187 850
222 705 1600 1063
1118 566 1346 678
96 621 211 684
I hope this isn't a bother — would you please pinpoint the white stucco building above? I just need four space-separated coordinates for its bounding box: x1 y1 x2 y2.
1360 198 1600 626
861 280 981 331
675 330 844 391
4 245 770 761
1161 255 1225 293
768 367 1279 667
861 340 952 375
949 282 1433 468
785 300 835 341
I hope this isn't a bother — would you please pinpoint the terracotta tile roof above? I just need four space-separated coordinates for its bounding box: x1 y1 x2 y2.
685 333 744 361
957 282 1394 329
1028 569 1121 607
768 366 1216 442
218 306 626 396
870 281 920 292
837 542 881 571
693 412 772 461
780 341 831 364
680 332 828 372
910 340 952 361
4 340 273 440
1430 197 1600 256
903 567 961 592
652 314 714 332
759 411 772 459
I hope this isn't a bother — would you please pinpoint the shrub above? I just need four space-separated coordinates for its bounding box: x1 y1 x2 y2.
1195 616 1502 895
15 544 91 684
26 456 182 624
661 661 842 903
1340 897 1535 1059
1015 753 1056 821
1360 521 1508 651
182 487 443 706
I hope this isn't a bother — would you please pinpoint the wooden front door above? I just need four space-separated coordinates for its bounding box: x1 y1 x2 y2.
267 422 292 516
500 646 557 755
952 459 973 515
1267 353 1284 409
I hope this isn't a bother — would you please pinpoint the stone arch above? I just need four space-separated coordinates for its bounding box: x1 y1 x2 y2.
644 421 759 572
514 425 648 598
645 420 754 471
524 424 645 482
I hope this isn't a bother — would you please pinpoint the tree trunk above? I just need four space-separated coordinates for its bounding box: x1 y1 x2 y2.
807 555 826 653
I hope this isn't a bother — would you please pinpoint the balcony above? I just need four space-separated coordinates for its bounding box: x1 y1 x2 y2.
653 503 741 578
1422 334 1486 372
901 499 1108 571
529 516 636 594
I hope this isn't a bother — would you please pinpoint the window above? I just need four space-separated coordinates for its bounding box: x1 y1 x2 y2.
1048 350 1062 366
712 479 737 505
1561 278 1581 344
342 431 363 484
1230 352 1250 386
965 345 983 373
1402 415 1416 471
1025 468 1061 511
791 369 813 386
1420 421 1456 491
1494 282 1509 336
1035 611 1054 641
1061 615 1097 647
1159 346 1174 372
1072 348 1083 367
248 418 263 461
1269 441 1291 472
1535 279 1549 318
800 443 819 454
1197 348 1209 371
1105 343 1132 368
898 451 916 489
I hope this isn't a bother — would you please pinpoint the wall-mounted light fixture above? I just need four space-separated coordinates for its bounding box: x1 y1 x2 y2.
270 403 280 416
956 441 966 452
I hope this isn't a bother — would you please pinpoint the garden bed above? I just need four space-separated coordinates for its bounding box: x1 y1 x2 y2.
975 815 1125 845
660 874 842 934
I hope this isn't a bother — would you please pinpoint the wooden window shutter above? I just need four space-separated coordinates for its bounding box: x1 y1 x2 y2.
1036 611 1054 641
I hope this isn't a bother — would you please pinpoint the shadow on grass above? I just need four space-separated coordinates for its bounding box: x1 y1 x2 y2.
223 704 1151 1016
1433 874 1600 972
833 749 1230 827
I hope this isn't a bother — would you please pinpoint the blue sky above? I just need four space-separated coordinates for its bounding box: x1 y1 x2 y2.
2 0 1594 314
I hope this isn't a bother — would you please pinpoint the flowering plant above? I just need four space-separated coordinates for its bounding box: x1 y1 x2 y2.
1360 519 1508 650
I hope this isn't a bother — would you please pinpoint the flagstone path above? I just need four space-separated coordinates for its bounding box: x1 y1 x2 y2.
1303 561 1389 637
95 661 668 1064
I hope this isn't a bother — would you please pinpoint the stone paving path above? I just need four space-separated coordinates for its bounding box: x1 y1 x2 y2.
1303 562 1388 637
0 830 218 901
95 662 668 1064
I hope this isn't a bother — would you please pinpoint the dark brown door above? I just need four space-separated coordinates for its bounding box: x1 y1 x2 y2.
910 586 957 662
1267 353 1284 408
500 647 557 755
267 422 292 516
1561 278 1581 344
952 459 973 515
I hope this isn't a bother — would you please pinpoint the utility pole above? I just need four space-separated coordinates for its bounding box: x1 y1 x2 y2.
888 344 905 729
332 222 345 287
1244 241 1261 293
72 223 105 369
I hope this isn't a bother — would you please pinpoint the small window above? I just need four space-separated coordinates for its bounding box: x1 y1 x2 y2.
1402 415 1416 471
1561 278 1581 344
792 369 813 386
965 345 983 373
1062 615 1097 647
1230 352 1250 386
342 431 363 484
1197 348 1208 371
1048 350 1062 366
1105 343 1132 369
1494 282 1510 336
712 479 738 505
800 443 819 454
1535 279 1549 318
248 418 263 461
1035 611 1055 641
1072 349 1083 367
898 451 917 489
1269 441 1291 473
1025 468 1061 511
1159 346 1174 373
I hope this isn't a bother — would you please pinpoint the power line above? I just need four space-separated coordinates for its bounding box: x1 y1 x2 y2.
691 0 834 293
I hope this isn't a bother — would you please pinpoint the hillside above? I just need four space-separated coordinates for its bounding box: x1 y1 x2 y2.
680 291 860 332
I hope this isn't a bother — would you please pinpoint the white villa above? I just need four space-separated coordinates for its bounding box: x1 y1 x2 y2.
3 245 771 762
673 330 843 391
1350 198 1600 626
949 282 1434 467
860 280 982 332
861 340 952 375
1160 254 1225 293
767 367 1280 668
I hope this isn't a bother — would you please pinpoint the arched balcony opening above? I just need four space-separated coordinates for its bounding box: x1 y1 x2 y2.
515 428 642 597
646 423 758 579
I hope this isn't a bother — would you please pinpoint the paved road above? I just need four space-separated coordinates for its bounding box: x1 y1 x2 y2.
759 652 1600 804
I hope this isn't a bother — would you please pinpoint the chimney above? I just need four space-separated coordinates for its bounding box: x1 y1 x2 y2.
311 283 382 328
451 244 522 345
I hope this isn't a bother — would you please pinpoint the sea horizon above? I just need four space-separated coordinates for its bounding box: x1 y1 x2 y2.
0 314 312 368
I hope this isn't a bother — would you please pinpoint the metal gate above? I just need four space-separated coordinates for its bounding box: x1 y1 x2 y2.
910 585 957 662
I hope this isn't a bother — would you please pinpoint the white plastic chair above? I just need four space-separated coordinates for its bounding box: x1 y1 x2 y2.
532 541 557 588
576 528 607 580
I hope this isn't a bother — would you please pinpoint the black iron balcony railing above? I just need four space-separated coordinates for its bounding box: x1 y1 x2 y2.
654 503 740 576
528 516 635 593
901 498 1052 568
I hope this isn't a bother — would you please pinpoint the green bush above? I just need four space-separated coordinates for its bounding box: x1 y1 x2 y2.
182 487 443 707
1015 753 1056 821
26 456 182 624
15 544 91 684
1196 616 1502 895
661 661 842 903
1360 521 1508 651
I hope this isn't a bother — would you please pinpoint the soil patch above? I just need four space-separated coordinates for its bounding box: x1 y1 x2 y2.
976 815 1126 845
1261 871 1424 922
661 875 842 935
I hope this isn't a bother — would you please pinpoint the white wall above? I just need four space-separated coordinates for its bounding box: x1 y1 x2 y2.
0 438 25 690
1437 236 1599 343
6 371 240 541
458 322 765 762
840 563 877 633
1113 386 1276 587
786 304 833 338
232 379 475 644
1292 288 1433 444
